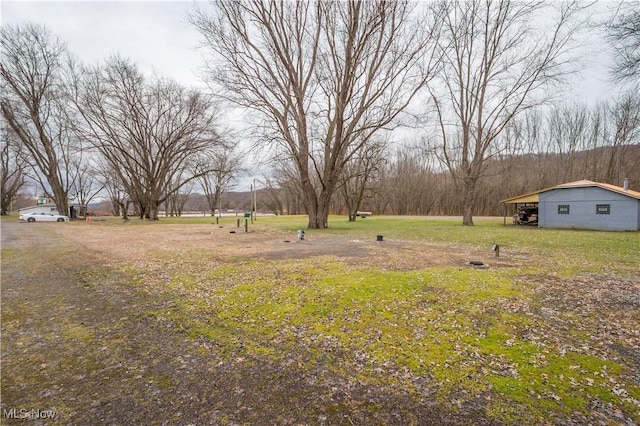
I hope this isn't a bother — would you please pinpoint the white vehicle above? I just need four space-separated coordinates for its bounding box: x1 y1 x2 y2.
20 212 69 223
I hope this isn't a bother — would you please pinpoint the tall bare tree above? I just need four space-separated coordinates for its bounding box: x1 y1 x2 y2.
73 57 221 220
547 103 590 182
1 23 77 216
606 2 640 87
192 0 439 228
0 122 27 215
261 175 285 215
69 155 105 217
165 178 194 217
380 144 441 215
96 159 130 219
266 158 307 215
428 0 584 225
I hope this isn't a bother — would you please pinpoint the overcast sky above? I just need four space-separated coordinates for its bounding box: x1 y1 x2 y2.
1 1 207 89
1 0 626 105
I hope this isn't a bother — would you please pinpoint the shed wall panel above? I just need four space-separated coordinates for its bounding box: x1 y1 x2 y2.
539 187 639 231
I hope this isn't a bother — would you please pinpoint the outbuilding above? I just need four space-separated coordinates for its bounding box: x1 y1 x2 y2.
17 203 61 216
501 179 640 231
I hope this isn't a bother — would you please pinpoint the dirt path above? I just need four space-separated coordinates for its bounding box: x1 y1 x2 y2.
1 221 485 425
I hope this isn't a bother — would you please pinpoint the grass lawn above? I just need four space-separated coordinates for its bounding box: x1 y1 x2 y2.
3 214 639 424
125 215 640 422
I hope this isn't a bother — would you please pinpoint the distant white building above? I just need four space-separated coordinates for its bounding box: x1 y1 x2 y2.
18 203 60 216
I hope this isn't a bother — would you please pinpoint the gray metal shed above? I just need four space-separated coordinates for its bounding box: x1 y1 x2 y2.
502 180 640 231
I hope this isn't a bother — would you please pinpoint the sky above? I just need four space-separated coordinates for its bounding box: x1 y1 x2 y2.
1 1 207 89
1 0 625 104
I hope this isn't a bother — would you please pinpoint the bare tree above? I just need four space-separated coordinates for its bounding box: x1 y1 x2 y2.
540 96 640 186
192 0 439 229
0 122 27 215
96 160 130 219
339 139 385 221
0 23 78 216
428 0 585 225
603 94 640 184
267 158 307 215
73 57 221 220
165 178 194 217
381 143 441 215
196 143 243 217
368 158 392 215
68 155 105 217
547 103 590 182
261 175 285 215
606 2 640 86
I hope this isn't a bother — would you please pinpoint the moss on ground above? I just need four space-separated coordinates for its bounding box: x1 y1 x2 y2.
142 257 639 424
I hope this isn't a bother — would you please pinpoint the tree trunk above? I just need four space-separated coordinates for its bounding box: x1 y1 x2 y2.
306 190 330 229
462 177 477 226
212 189 222 218
307 205 329 229
119 201 129 221
150 201 161 221
51 184 69 219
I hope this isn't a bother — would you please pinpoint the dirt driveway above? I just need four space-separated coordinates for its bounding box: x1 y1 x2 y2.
1 220 490 425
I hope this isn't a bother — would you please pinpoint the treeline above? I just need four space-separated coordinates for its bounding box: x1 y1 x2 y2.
1 24 243 219
363 144 640 217
259 144 640 217
260 99 640 217
110 140 640 218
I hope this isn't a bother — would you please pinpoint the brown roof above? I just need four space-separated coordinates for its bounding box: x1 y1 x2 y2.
501 180 640 204
553 180 640 199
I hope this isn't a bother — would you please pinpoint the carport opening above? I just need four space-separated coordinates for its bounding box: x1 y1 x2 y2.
512 203 538 226
502 201 539 226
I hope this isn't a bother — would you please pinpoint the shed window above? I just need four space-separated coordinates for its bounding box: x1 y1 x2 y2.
558 205 570 215
596 204 610 215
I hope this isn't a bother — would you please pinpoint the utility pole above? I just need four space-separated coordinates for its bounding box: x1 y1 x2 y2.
253 178 257 222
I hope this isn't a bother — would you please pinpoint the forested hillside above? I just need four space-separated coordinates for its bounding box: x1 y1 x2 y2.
256 144 640 217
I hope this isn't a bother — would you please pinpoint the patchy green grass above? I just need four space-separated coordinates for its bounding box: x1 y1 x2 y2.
144 252 639 424
7 215 637 424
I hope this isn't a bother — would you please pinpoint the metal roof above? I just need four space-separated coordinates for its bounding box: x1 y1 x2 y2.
501 180 640 204
501 192 539 204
